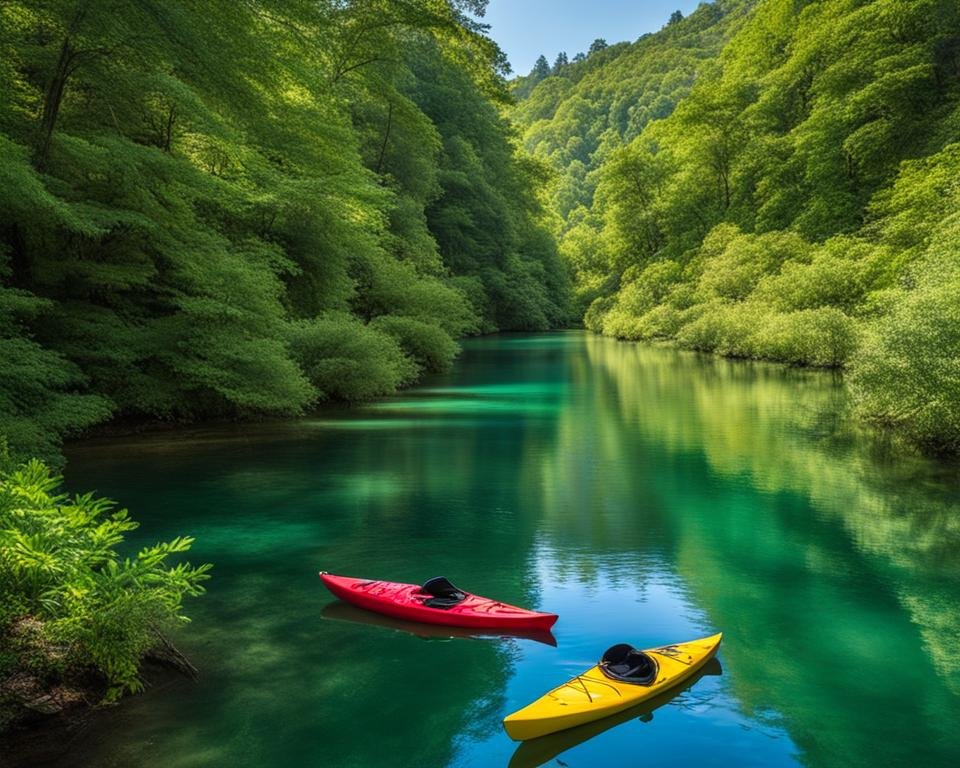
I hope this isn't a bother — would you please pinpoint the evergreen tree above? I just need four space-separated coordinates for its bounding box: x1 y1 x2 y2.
588 38 609 55
531 54 551 80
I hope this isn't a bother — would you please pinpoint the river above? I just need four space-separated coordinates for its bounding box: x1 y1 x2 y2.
58 331 960 767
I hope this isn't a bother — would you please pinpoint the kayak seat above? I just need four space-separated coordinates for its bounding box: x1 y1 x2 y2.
599 643 658 685
420 576 467 609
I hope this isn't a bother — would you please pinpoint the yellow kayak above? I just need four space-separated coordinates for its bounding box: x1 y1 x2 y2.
503 632 722 741
508 657 722 768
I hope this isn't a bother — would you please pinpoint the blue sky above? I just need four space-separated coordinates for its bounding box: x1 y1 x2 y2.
482 0 706 75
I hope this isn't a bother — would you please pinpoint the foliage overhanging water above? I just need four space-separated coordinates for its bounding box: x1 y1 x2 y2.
60 332 960 767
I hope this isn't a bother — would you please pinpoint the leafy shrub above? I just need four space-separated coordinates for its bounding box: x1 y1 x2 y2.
0 454 210 700
352 253 478 337
869 143 960 265
0 335 113 466
600 309 640 339
753 237 887 312
675 301 765 357
288 313 417 401
850 278 960 451
696 228 812 302
600 260 684 339
370 315 459 373
750 307 857 367
583 294 616 333
616 260 682 314
635 304 686 339
602 303 685 341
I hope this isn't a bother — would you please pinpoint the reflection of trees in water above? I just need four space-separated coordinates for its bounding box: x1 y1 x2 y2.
62 333 960 766
62 339 575 768
561 336 960 765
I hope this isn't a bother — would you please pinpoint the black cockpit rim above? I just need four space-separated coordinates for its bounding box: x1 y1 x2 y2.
419 576 467 609
599 643 659 685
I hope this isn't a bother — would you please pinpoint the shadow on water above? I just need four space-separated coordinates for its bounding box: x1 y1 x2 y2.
321 600 558 647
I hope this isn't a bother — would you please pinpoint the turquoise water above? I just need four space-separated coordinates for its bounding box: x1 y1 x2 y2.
61 332 960 767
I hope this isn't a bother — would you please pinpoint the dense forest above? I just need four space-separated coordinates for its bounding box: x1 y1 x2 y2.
0 0 570 464
3 0 960 735
4 0 959 459
512 0 960 451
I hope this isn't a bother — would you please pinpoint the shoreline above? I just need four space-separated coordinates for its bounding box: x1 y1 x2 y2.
62 329 584 454
0 658 192 767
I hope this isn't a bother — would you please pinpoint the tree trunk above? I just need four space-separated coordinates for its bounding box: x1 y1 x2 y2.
34 37 75 171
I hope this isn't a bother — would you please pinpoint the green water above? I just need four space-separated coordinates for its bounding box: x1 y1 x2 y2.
60 332 960 767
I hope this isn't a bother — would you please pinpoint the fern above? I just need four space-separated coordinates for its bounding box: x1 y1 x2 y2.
0 456 210 698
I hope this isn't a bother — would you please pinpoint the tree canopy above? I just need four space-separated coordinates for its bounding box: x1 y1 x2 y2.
0 0 571 463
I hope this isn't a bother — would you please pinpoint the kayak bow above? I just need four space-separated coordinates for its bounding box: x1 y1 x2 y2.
508 656 722 768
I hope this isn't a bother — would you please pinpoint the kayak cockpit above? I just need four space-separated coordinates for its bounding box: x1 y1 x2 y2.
599 644 658 685
418 576 467 609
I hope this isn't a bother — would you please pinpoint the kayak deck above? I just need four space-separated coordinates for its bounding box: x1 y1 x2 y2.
503 633 722 741
320 573 558 631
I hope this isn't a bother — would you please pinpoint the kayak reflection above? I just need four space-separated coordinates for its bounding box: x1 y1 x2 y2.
508 657 723 768
320 600 558 647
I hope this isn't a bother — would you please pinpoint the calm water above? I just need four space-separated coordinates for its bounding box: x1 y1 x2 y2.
60 332 960 767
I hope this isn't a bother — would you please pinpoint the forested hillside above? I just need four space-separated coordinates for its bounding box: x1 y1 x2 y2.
513 0 960 451
511 1 753 229
0 0 570 463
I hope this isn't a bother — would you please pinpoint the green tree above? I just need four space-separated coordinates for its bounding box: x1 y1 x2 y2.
532 54 551 80
0 0 569 463
588 39 609 56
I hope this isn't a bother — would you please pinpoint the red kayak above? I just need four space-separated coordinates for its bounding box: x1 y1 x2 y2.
320 573 558 631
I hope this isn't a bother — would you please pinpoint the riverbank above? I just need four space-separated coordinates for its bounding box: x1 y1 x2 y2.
0 655 195 768
0 616 198 737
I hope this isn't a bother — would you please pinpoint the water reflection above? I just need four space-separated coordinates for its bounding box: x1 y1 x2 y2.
52 332 960 768
564 338 960 764
321 601 558 647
